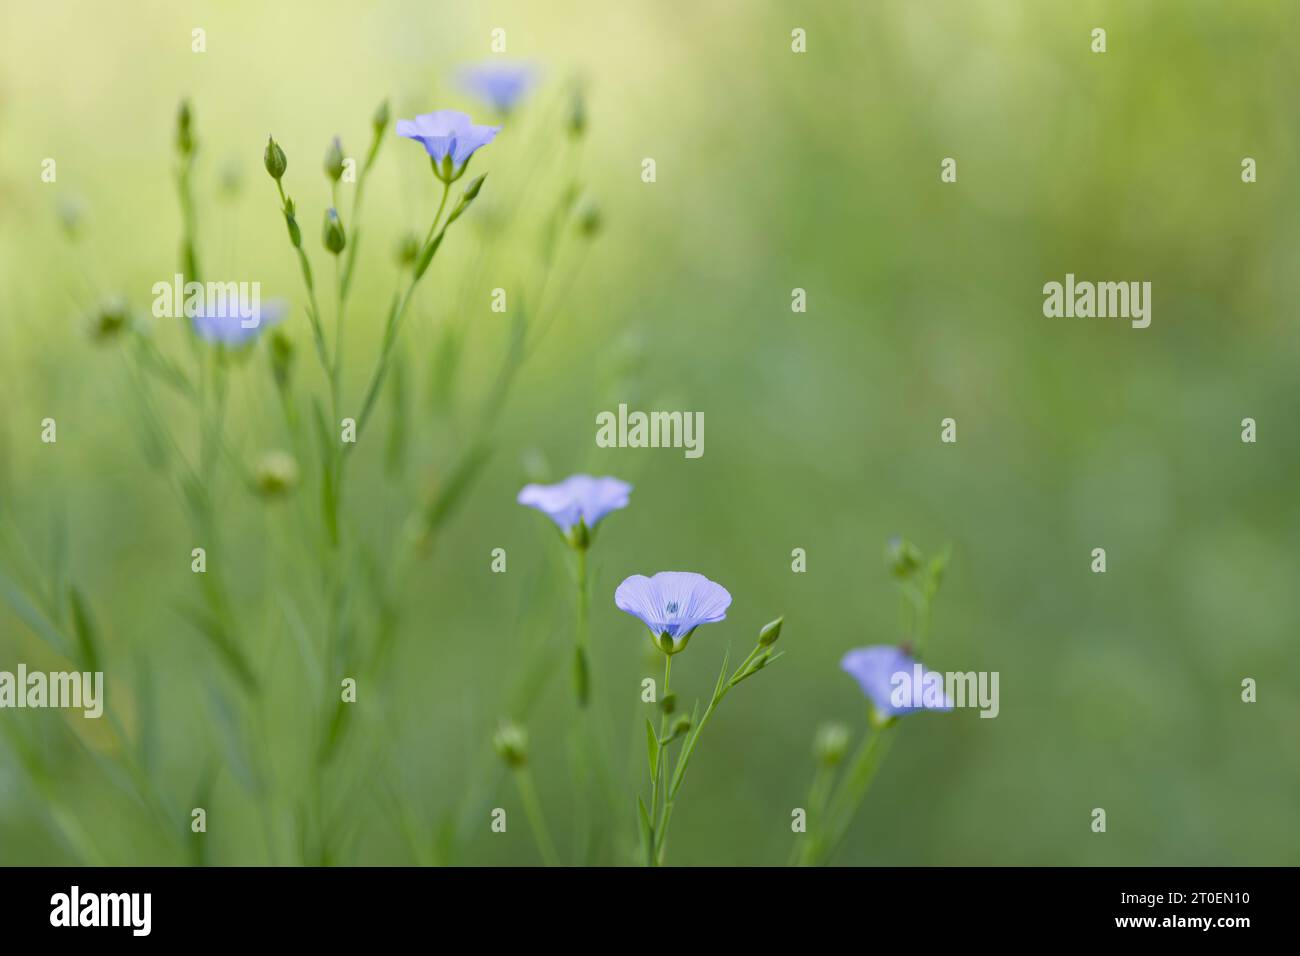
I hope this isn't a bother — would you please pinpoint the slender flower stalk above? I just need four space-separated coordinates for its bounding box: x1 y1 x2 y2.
265 139 331 384
513 766 561 867
175 100 200 289
518 474 631 706
574 544 589 701
493 721 559 866
352 170 486 441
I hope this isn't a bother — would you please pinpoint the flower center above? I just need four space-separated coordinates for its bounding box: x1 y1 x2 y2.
664 601 679 616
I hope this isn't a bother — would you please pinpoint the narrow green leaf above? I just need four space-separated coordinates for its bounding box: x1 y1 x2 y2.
206 686 260 794
0 568 72 657
711 647 731 701
68 586 101 674
421 442 493 540
637 796 654 866
645 718 659 778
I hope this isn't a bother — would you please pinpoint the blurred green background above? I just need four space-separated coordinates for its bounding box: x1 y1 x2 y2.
1 0 1298 865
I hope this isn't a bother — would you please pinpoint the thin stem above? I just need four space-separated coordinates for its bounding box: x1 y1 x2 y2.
423 181 452 248
513 768 560 867
332 254 344 420
804 722 897 866
352 180 454 441
648 653 672 865
274 180 331 381
573 546 588 707
788 763 834 865
341 122 385 303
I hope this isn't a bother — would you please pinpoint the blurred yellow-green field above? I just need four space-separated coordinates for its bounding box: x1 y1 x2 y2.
1 0 1298 865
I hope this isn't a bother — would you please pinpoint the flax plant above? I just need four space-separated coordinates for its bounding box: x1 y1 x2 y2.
796 537 953 866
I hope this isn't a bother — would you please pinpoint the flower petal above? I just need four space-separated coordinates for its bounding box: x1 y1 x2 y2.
518 474 631 534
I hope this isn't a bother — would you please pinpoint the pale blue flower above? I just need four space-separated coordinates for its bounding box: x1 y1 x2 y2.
616 571 731 652
518 474 631 538
459 62 537 114
396 109 500 180
191 295 287 346
840 645 952 720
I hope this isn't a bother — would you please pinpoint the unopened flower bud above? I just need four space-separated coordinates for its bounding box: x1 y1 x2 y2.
671 715 692 738
885 535 922 580
372 99 390 136
568 89 587 138
219 160 243 199
269 331 294 389
264 136 287 181
322 208 346 255
462 173 486 203
492 721 528 768
659 692 677 715
813 722 850 767
89 297 129 342
445 174 487 228
176 101 195 156
575 198 602 238
758 616 783 647
323 136 345 183
253 450 299 497
57 198 85 242
395 231 420 269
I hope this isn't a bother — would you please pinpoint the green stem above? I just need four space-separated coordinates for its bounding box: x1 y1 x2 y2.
647 653 672 865
423 181 452 248
805 722 897 866
574 546 589 707
788 763 834 865
274 181 331 382
332 254 344 422
352 180 453 441
514 768 560 867
341 124 385 303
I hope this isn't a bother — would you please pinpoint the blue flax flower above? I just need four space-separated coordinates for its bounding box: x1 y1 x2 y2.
191 295 286 347
615 571 732 654
396 109 500 182
459 62 538 114
841 645 952 722
518 474 631 545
